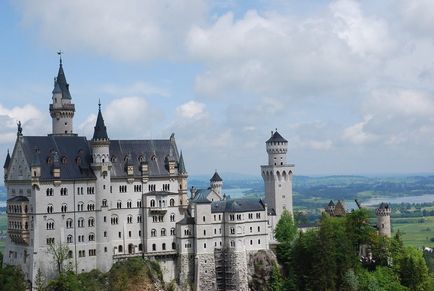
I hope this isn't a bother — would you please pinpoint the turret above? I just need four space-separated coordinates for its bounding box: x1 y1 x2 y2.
3 149 10 181
266 129 288 166
49 55 76 135
210 171 223 196
178 151 188 208
91 101 111 175
376 202 391 237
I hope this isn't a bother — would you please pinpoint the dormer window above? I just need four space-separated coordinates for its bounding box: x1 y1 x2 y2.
151 155 157 161
61 156 68 164
111 155 117 163
138 155 144 162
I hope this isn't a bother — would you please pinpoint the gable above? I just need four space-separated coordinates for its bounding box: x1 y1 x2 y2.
8 140 31 181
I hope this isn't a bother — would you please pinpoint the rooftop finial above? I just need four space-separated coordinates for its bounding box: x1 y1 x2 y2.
98 99 101 111
17 121 22 136
57 50 63 65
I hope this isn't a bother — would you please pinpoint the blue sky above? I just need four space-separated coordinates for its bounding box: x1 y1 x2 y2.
1 0 434 176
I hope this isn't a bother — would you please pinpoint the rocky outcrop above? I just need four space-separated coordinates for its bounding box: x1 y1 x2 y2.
247 250 278 291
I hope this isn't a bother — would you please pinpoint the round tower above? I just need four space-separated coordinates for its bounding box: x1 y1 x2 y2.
210 170 223 196
49 55 76 135
376 202 391 237
266 130 288 166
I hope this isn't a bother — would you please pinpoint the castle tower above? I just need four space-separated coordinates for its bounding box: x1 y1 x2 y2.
177 151 188 208
376 202 391 237
90 102 113 271
210 170 223 196
49 55 76 135
261 130 294 221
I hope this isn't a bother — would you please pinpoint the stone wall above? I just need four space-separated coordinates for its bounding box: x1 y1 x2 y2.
177 254 194 289
195 253 217 291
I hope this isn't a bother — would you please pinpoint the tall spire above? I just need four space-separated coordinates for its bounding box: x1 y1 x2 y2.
92 101 109 141
3 149 10 169
55 50 71 100
178 151 187 175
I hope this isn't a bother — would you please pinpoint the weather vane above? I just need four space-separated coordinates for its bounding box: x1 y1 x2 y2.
57 50 63 64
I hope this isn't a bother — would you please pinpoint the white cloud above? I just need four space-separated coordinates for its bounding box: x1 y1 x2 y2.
176 100 206 120
342 116 378 145
15 0 207 61
0 104 48 144
103 96 162 138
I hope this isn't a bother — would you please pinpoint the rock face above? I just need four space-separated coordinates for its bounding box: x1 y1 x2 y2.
247 250 279 291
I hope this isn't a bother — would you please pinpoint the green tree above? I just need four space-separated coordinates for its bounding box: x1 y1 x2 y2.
35 268 46 291
274 210 297 243
398 247 430 291
47 242 71 275
0 265 26 291
47 272 81 291
269 264 283 291
341 269 358 291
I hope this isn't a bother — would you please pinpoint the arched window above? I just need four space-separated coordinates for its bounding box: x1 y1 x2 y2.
88 233 95 241
111 215 119 225
150 199 155 207
46 219 55 230
170 213 175 222
170 228 175 236
169 198 175 206
88 217 95 227
118 245 123 252
77 202 84 211
127 215 133 224
67 235 73 243
66 218 73 228
152 244 156 251
78 217 84 228
151 229 156 237
162 243 166 250
172 242 176 250
47 204 53 213
161 228 166 236
61 203 67 212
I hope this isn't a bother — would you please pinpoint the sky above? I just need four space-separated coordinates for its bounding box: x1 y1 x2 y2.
1 0 434 176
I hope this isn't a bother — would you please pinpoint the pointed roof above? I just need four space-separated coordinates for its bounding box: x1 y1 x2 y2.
266 130 287 143
334 200 346 217
178 151 187 175
55 61 72 100
378 202 389 210
3 150 10 169
210 171 223 182
328 200 335 207
92 103 109 141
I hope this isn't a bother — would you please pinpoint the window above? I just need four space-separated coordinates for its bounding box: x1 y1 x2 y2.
127 200 132 208
119 185 127 193
89 249 96 256
88 217 95 227
139 230 141 237
139 244 143 251
150 199 156 207
46 220 55 230
203 230 206 236
161 228 166 236
170 228 175 236
116 201 122 209
102 199 107 207
77 202 84 212
111 215 118 225
256 213 261 219
47 204 53 213
47 237 55 244
118 245 123 252
162 243 166 250
134 185 142 192
248 213 253 219
257 226 260 232
151 229 156 237
204 243 207 249
104 231 107 237
46 188 53 196
67 235 73 243
230 214 235 221
104 216 107 223
68 250 73 258
127 215 133 224
61 204 67 212
152 244 156 251
78 250 85 257
250 240 253 245
60 187 68 196
104 247 107 252
230 228 235 234
258 239 261 244
230 240 235 247
237 214 242 220
250 227 252 233
137 200 142 208
203 216 205 222
137 215 142 223
87 203 95 211
66 219 73 228
128 231 131 238
89 233 95 241
169 198 175 207
78 218 84 228
170 213 175 222
118 232 121 238
172 242 176 250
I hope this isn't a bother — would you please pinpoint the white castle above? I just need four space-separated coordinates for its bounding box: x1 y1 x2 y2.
2 59 294 290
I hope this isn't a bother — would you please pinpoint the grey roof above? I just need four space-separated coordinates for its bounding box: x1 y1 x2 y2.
31 148 41 166
8 196 29 202
3 150 10 169
266 131 287 143
92 106 108 141
378 202 389 209
211 198 266 213
191 188 213 204
55 63 72 100
328 200 335 207
20 136 95 181
178 151 187 175
178 216 195 225
210 171 223 182
108 139 180 178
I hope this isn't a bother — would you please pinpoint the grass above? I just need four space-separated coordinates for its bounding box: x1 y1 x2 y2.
392 216 434 248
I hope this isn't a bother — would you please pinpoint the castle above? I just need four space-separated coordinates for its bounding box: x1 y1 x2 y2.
2 59 294 290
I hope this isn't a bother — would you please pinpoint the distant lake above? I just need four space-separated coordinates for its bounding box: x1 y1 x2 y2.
222 188 253 198
363 194 434 206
